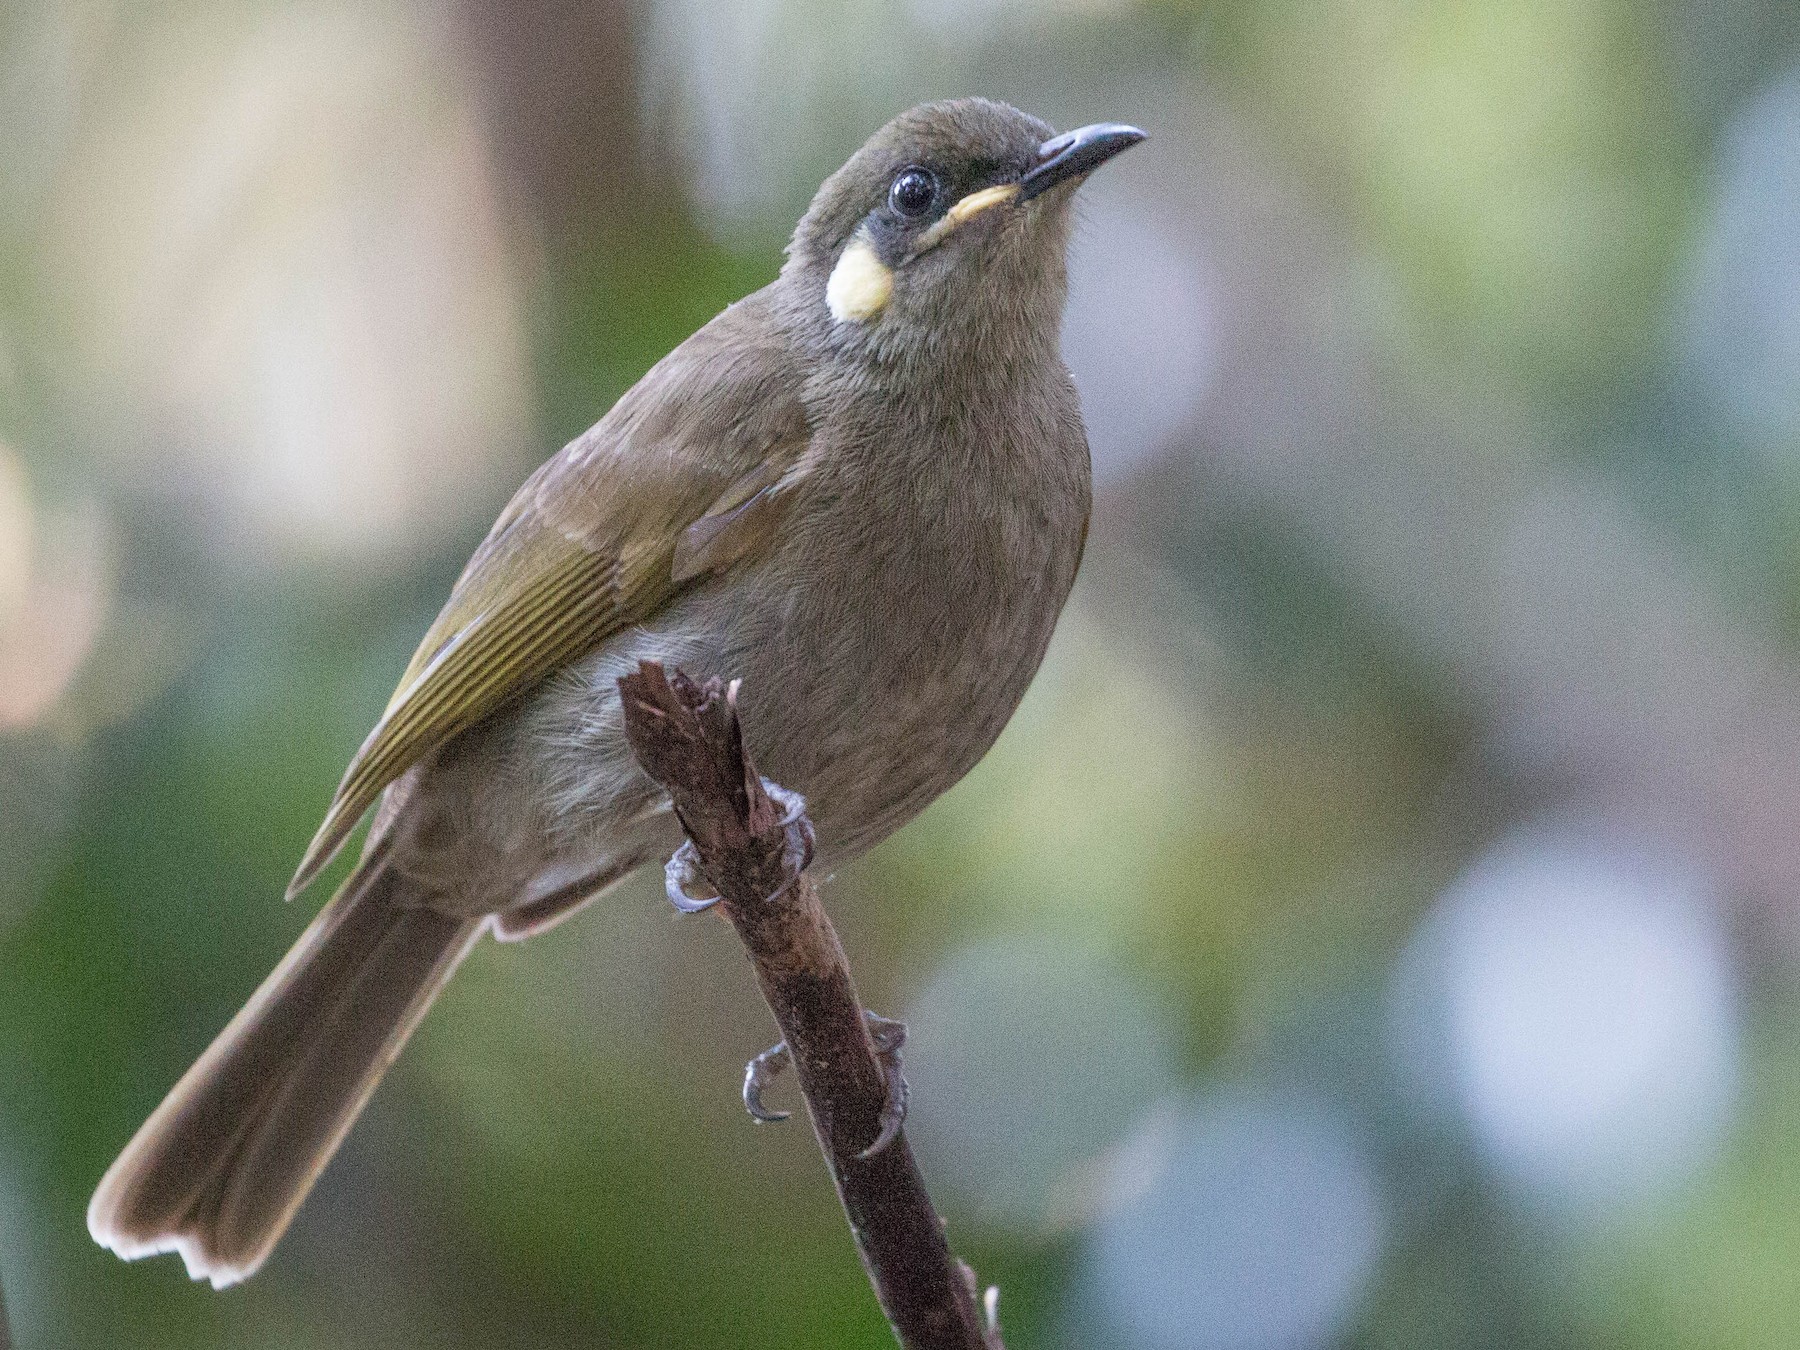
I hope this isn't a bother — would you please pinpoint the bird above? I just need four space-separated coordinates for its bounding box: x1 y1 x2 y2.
87 97 1145 1288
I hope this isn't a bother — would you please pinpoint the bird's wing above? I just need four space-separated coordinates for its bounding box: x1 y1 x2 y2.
288 304 812 896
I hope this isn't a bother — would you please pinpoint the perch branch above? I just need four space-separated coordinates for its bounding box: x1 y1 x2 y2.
618 661 1000 1350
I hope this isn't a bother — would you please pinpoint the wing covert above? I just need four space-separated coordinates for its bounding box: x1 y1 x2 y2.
287 297 812 897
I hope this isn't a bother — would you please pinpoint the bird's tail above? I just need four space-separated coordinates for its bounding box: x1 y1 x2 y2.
87 857 484 1287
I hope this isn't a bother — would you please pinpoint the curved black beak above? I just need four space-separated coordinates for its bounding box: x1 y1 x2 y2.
1018 123 1147 200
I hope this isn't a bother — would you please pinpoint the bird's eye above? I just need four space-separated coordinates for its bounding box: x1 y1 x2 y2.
888 167 939 218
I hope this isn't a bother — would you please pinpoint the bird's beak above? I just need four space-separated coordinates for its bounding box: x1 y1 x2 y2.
1018 123 1148 200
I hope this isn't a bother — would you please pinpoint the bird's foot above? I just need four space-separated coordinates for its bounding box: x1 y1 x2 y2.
860 1013 909 1159
661 780 814 914
762 780 816 901
739 1011 909 1159
663 841 720 913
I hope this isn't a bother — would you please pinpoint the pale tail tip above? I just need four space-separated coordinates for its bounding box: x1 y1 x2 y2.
88 1199 259 1290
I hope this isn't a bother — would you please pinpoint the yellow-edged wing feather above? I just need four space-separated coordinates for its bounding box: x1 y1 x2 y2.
288 298 811 896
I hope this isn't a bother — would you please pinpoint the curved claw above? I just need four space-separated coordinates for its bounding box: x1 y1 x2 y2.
664 840 720 913
744 1040 793 1123
858 1012 909 1160
760 780 816 901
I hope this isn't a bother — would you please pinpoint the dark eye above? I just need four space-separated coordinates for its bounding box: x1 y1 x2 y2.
888 167 938 218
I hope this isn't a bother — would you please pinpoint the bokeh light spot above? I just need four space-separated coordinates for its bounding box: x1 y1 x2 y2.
903 935 1179 1231
1085 1090 1386 1350
1389 824 1741 1215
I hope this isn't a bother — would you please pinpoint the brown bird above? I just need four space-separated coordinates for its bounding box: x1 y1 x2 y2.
88 97 1145 1286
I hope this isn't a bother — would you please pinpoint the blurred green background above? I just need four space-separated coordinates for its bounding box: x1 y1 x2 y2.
6 0 1800 1345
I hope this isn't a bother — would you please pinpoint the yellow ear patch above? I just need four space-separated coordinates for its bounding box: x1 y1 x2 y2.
826 233 894 323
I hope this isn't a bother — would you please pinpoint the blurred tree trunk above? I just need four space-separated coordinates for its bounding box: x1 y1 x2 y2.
452 0 674 243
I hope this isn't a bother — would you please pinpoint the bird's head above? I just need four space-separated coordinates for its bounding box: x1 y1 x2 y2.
783 98 1145 363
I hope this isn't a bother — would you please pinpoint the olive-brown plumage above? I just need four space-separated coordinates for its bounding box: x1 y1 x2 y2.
88 97 1144 1285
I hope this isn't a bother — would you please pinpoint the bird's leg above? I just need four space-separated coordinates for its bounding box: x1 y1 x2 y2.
663 841 720 913
740 1011 910 1159
860 1013 909 1159
743 1041 793 1123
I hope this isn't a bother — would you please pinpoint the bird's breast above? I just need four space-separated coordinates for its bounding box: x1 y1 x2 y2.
728 394 1089 858
522 368 1090 872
